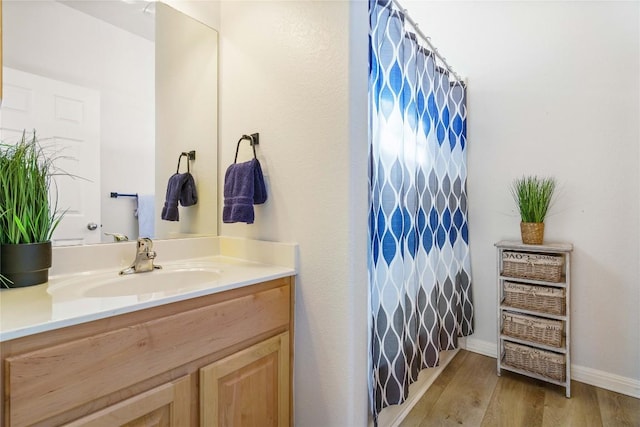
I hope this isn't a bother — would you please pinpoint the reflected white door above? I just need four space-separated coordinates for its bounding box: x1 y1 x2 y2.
0 67 101 245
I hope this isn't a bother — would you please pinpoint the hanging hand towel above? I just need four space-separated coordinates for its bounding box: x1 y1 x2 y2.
161 172 199 221
180 173 198 207
137 194 155 238
252 159 267 205
223 158 267 224
161 173 187 221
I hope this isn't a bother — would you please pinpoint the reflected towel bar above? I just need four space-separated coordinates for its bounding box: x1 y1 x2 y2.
110 192 138 199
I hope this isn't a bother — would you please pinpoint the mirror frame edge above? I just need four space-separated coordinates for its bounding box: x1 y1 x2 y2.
1 0 3 104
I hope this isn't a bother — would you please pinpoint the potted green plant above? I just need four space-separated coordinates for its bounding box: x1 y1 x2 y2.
0 131 65 288
511 175 556 245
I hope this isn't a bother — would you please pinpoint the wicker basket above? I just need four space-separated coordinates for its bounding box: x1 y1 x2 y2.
503 342 566 381
521 222 544 245
503 281 566 315
502 311 563 347
502 251 563 282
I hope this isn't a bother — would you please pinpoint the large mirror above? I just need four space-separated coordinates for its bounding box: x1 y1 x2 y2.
0 0 218 246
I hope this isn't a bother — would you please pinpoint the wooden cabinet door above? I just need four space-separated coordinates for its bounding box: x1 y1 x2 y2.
63 376 190 427
200 333 290 427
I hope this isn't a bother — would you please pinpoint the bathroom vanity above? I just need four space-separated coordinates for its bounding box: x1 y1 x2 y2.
0 237 296 427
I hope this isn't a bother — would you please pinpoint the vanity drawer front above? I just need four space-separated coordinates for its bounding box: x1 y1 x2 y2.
5 281 290 427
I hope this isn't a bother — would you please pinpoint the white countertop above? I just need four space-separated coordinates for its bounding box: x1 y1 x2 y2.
0 237 297 342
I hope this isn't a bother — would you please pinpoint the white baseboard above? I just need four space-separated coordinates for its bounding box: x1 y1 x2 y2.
460 337 640 399
572 365 640 399
459 336 497 358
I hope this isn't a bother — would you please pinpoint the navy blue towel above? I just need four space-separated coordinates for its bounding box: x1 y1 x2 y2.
180 173 198 207
223 158 267 224
161 172 198 221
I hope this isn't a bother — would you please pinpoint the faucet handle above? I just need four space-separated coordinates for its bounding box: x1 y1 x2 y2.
138 238 160 267
137 237 153 251
105 232 129 242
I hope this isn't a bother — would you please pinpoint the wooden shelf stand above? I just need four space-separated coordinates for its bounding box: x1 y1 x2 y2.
495 240 573 398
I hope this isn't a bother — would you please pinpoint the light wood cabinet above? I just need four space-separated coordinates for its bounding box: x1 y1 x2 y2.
64 376 191 427
200 332 289 427
495 241 572 397
0 277 294 427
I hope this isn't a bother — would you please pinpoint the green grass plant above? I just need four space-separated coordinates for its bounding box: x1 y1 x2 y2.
0 131 65 244
511 175 556 223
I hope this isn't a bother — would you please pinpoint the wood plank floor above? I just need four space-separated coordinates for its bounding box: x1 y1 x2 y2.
400 350 639 427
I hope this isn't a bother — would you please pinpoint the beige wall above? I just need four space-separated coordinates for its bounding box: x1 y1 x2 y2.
165 0 221 32
218 1 370 425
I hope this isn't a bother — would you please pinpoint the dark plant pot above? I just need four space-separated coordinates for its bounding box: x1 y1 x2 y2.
0 242 52 288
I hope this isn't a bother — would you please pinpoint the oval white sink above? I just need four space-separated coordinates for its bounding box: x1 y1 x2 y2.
48 265 222 298
84 267 222 298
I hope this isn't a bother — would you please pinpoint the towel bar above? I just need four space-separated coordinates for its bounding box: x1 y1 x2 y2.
234 133 260 163
181 150 196 161
176 151 196 173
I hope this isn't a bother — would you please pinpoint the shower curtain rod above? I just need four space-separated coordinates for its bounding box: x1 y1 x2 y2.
391 0 464 83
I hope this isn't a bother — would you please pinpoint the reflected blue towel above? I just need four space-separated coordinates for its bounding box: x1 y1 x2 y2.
137 194 155 238
180 173 198 207
223 158 267 224
161 172 198 221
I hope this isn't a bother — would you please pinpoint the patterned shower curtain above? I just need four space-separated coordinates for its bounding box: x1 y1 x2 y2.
368 0 474 418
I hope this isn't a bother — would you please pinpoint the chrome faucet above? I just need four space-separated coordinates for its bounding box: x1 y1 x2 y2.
120 238 162 275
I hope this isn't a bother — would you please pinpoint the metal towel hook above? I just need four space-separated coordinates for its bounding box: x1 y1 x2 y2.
176 150 196 174
234 133 260 163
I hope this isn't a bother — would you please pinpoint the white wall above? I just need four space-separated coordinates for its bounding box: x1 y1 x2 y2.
3 0 155 242
218 1 369 425
406 0 640 391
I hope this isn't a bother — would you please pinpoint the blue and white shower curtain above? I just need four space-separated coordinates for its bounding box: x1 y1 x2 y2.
368 0 474 417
